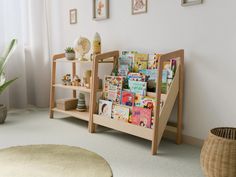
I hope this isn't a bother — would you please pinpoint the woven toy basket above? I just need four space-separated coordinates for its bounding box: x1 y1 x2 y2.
200 127 236 177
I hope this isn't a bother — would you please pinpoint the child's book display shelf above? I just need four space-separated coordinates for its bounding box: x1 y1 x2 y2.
89 50 184 155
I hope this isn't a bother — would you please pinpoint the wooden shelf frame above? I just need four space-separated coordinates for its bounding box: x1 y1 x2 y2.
89 50 184 155
49 53 92 122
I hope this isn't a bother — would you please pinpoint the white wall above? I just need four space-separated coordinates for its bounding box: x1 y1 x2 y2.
49 0 236 140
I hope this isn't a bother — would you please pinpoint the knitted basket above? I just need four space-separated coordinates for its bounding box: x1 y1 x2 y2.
200 127 236 177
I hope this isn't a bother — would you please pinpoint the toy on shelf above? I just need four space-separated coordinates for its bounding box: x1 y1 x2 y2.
62 74 72 86
83 70 92 88
77 93 87 112
93 32 101 55
72 75 81 86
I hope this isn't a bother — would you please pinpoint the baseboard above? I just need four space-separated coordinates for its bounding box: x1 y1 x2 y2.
164 130 204 147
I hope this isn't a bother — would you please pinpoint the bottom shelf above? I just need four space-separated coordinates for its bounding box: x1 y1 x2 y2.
93 114 153 140
52 108 89 121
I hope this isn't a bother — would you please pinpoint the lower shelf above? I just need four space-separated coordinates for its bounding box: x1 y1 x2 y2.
93 114 153 140
52 108 89 121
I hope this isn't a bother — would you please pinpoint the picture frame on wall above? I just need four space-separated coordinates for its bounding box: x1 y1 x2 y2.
93 0 109 21
132 0 148 15
70 9 77 24
181 0 203 7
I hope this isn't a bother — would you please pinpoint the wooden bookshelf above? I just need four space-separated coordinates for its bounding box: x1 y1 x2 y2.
89 50 184 155
49 53 92 122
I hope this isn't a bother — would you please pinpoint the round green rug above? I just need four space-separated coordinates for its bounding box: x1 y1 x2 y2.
0 145 112 177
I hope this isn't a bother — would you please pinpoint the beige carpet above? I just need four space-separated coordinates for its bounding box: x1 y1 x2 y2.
0 144 112 177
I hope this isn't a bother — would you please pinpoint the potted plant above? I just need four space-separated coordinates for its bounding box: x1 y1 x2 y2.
0 39 18 124
65 47 75 60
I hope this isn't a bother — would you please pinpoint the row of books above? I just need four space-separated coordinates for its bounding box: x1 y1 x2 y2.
98 51 177 129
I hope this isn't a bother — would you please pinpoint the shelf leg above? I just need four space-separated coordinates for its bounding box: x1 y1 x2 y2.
72 62 77 98
176 53 184 144
49 60 56 119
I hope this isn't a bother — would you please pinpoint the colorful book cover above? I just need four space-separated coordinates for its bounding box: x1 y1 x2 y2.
98 100 113 118
121 51 138 69
104 76 123 103
129 81 147 96
134 94 143 107
131 107 152 128
148 53 162 69
141 96 156 112
139 69 157 81
128 72 146 82
118 55 132 76
162 70 168 94
121 91 135 107
133 53 148 72
113 105 130 122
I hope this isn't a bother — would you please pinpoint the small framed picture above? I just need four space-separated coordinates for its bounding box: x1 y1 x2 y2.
70 9 77 24
132 0 148 15
181 0 203 7
93 0 109 21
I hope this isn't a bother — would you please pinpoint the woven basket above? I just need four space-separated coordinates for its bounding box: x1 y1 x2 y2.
200 127 236 177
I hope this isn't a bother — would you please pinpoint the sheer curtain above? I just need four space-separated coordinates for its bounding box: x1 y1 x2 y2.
0 0 51 108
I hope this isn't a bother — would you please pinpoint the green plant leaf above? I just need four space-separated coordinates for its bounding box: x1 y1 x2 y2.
0 78 18 95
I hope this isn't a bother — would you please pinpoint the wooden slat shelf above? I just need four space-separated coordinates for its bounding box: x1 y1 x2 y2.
53 84 91 93
52 108 89 121
53 58 92 64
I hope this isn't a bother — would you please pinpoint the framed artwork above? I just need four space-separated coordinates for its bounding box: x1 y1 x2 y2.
181 0 203 7
132 0 148 15
93 0 109 21
70 9 77 24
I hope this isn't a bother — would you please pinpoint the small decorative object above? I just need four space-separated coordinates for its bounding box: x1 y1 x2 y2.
0 105 7 124
83 70 92 88
181 0 203 7
69 9 77 24
93 32 101 55
72 75 80 86
93 0 109 20
65 47 75 60
77 93 87 112
74 37 91 61
62 74 72 85
132 0 148 15
56 98 78 111
201 127 236 177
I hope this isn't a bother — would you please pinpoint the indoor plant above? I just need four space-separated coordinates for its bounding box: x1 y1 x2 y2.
0 39 18 124
65 47 75 60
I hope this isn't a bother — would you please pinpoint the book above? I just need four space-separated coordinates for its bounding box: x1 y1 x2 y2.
98 100 113 118
162 70 168 94
113 105 130 122
121 91 135 107
121 51 138 69
139 69 157 92
148 54 162 69
128 72 146 82
104 76 123 103
131 107 152 128
133 53 148 72
134 94 143 107
141 96 156 112
129 81 147 96
118 55 132 76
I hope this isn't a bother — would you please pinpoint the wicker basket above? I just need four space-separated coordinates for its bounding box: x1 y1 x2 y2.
200 127 236 177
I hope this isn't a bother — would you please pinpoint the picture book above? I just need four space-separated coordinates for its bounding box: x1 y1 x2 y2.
133 53 148 72
128 72 146 82
121 51 138 69
121 91 135 107
148 53 162 69
104 76 123 103
141 96 156 112
162 70 168 94
134 94 143 107
139 69 157 81
98 100 113 118
113 105 130 122
118 55 132 76
131 107 152 128
129 81 147 96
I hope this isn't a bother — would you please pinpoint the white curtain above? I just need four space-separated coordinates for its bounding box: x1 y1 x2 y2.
0 0 51 108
